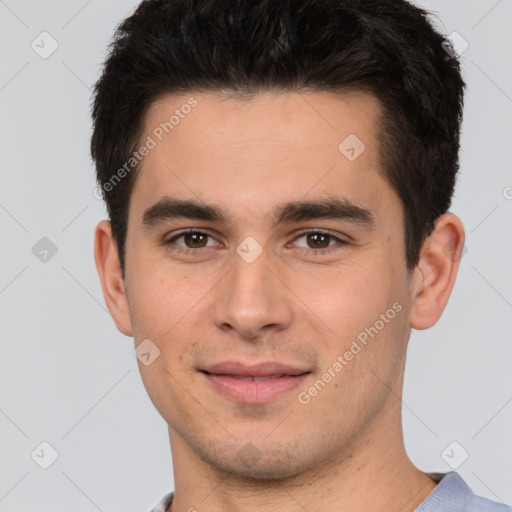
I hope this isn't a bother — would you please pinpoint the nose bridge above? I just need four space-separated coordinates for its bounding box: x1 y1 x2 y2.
212 244 293 338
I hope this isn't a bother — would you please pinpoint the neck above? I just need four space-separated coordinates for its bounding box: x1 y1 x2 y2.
167 402 437 512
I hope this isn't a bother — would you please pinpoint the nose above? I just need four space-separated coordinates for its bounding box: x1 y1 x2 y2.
211 247 294 341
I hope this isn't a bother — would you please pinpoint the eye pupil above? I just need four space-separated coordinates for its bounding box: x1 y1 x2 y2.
308 233 330 249
172 230 341 253
185 233 207 248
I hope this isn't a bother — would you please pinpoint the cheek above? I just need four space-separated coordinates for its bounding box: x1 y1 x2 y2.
301 260 398 338
127 258 191 335
127 262 207 367
300 268 407 413
300 258 409 396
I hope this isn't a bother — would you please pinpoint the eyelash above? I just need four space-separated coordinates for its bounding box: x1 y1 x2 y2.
164 229 349 256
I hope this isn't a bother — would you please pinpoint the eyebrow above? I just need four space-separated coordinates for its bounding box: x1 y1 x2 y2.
141 195 376 230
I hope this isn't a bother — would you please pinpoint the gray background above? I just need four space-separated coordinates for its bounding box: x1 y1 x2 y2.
0 0 511 510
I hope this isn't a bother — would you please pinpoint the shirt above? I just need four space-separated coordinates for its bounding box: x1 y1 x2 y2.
149 471 511 512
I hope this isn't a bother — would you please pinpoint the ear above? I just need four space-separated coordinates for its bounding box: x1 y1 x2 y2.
94 220 133 336
409 213 465 330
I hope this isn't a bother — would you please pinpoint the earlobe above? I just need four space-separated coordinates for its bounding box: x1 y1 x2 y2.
94 220 133 336
409 213 465 330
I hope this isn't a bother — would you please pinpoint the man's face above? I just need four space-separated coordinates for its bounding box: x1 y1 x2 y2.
122 90 414 479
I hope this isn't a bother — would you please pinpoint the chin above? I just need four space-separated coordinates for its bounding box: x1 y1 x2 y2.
196 439 312 482
215 458 305 482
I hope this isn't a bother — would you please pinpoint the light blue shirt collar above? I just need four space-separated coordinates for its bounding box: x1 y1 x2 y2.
150 471 511 512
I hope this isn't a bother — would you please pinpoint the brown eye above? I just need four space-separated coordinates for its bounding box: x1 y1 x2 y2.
181 232 209 248
305 232 332 249
166 230 217 251
293 231 347 253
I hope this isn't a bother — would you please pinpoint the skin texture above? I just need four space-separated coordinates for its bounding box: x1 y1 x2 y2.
94 90 465 512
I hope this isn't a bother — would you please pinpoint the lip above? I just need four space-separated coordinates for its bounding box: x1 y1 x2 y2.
203 360 310 377
200 360 311 404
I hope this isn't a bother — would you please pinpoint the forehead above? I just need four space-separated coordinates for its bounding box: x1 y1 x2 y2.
130 89 397 227
144 89 382 153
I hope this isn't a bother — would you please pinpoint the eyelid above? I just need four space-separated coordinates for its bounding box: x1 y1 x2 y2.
290 228 348 243
165 228 349 253
166 228 221 248
289 229 349 253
